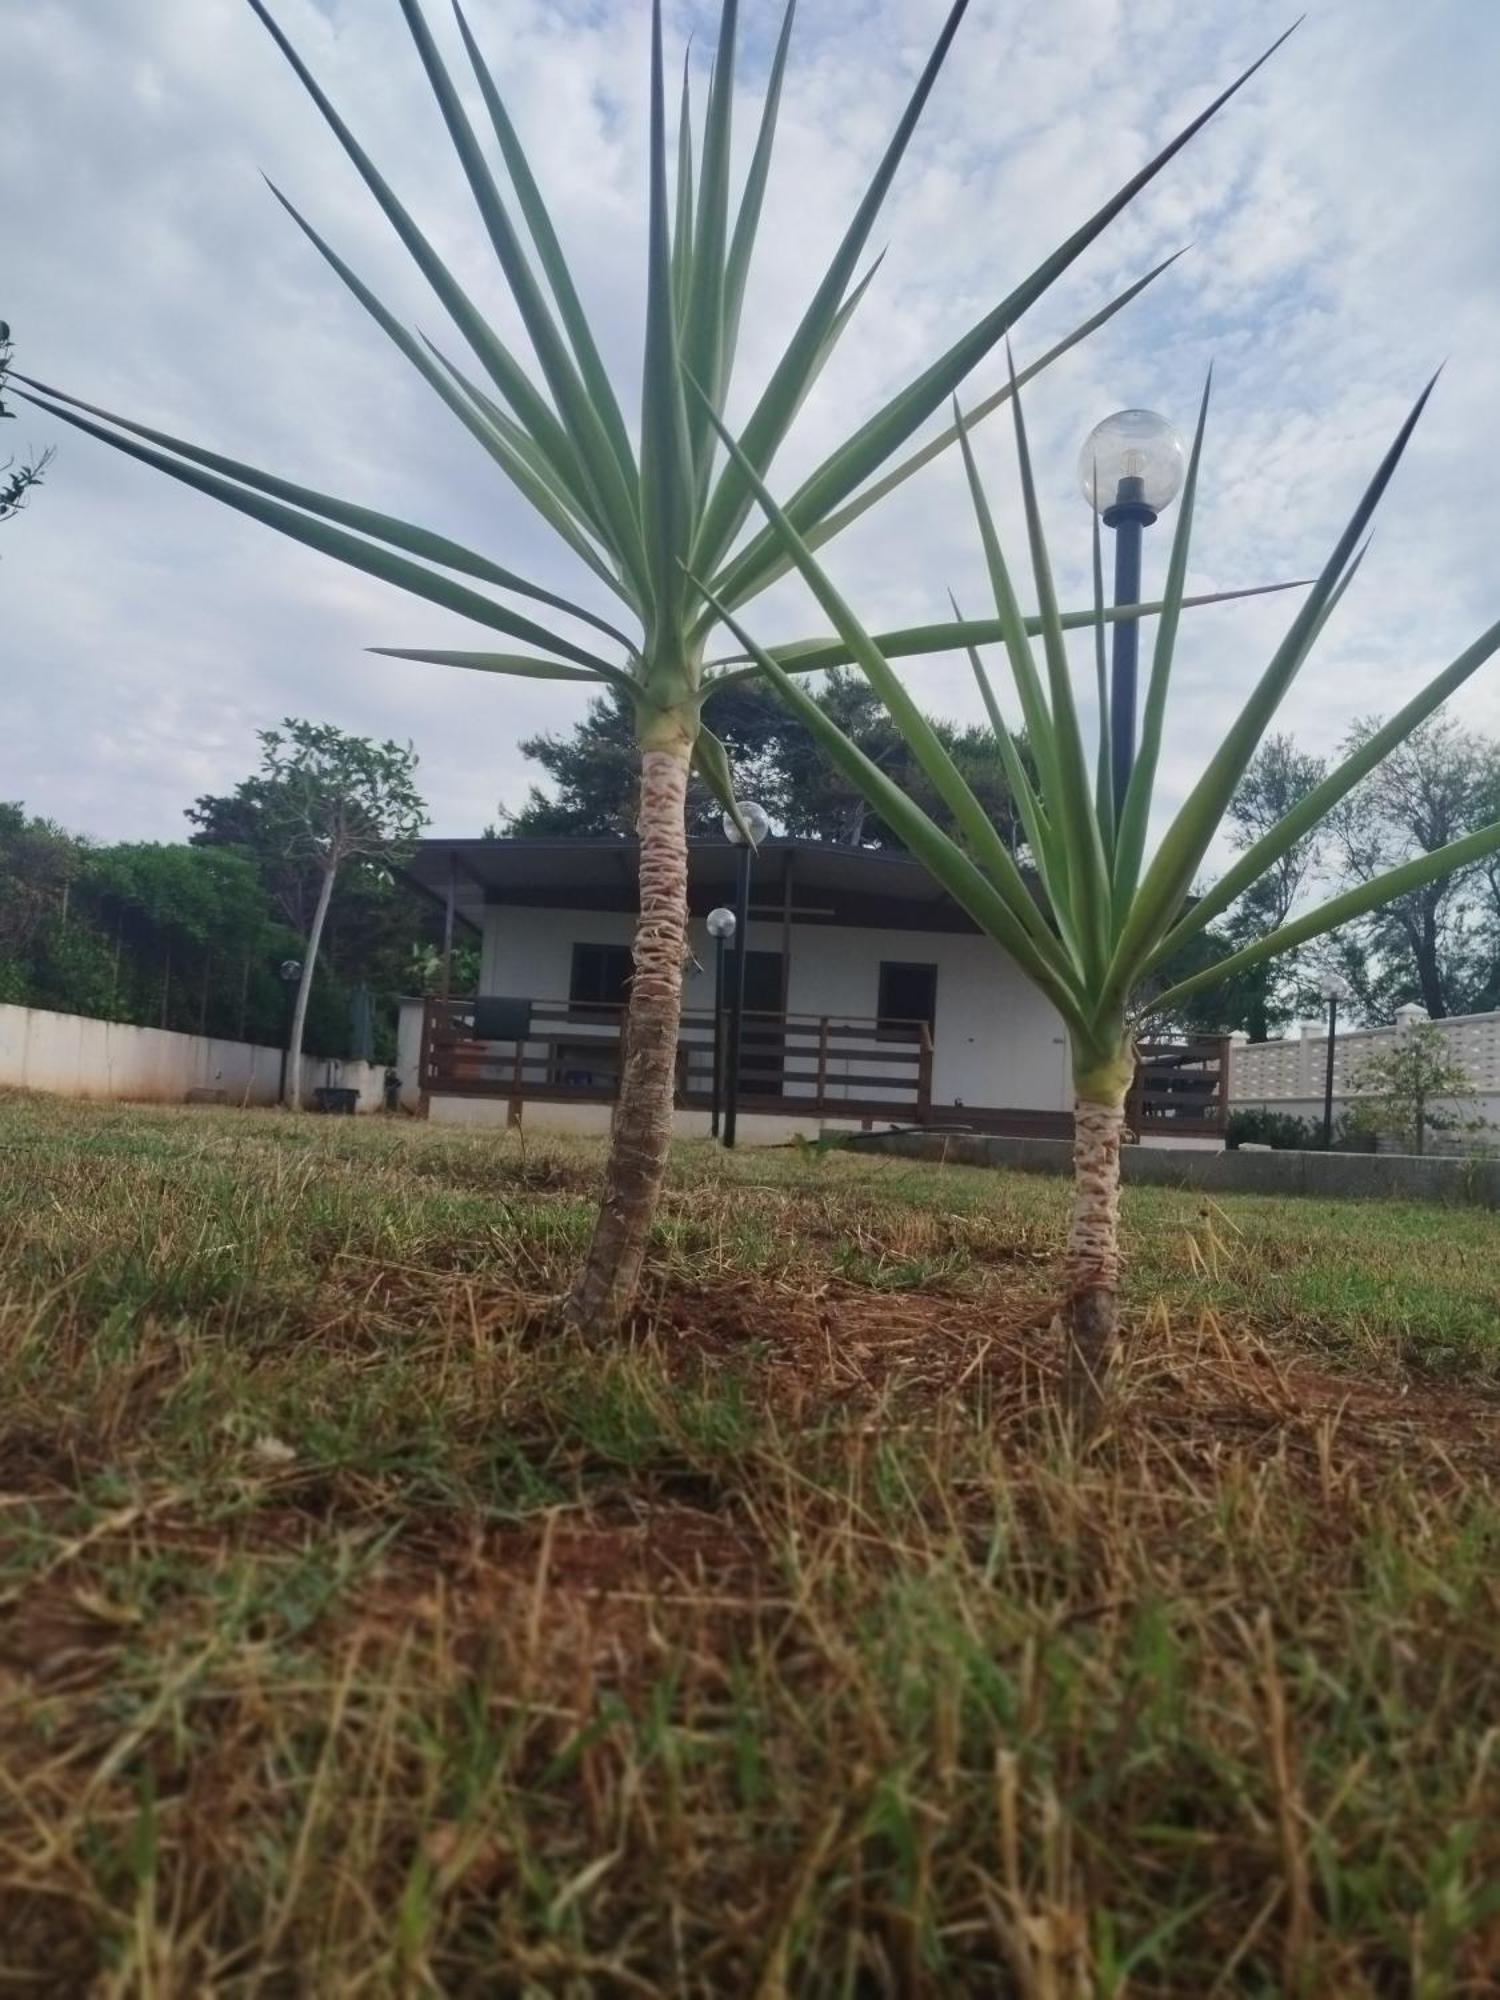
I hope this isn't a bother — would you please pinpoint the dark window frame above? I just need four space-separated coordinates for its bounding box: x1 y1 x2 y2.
568 941 634 1010
877 959 938 1031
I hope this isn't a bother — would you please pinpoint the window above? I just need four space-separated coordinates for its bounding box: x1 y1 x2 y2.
878 961 938 1031
569 942 633 1009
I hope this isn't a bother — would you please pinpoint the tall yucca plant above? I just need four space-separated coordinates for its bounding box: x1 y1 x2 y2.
19 0 1293 1331
693 370 1500 1407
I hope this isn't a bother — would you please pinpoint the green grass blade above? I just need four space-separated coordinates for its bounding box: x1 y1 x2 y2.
692 392 1076 982
691 0 973 581
691 723 755 844
950 402 1061 817
18 374 634 651
694 576 1084 1021
673 47 696 327
639 0 697 650
1108 374 1439 999
245 0 594 523
263 181 628 594
397 0 650 597
722 30 1296 574
24 390 619 673
1110 369 1213 907
450 0 639 486
723 252 1186 608
368 647 628 689
721 0 796 381
1091 502 1112 841
1006 350 1112 980
1152 817 1500 1014
682 0 738 487
950 590 1075 959
708 580 1309 685
1146 594 1500 976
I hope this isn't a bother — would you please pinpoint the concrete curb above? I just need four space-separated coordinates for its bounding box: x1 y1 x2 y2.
847 1130 1500 1208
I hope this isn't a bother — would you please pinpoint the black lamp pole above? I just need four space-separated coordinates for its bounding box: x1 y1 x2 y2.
1321 990 1340 1150
277 959 301 1104
1103 474 1158 823
722 844 754 1150
711 931 727 1138
707 910 736 1140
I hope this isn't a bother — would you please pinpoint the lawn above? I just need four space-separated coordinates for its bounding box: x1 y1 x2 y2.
0 1093 1497 1994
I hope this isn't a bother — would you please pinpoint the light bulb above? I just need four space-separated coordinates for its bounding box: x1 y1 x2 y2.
1078 410 1186 515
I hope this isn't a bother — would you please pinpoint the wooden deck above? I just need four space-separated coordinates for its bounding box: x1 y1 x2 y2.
419 1001 1229 1140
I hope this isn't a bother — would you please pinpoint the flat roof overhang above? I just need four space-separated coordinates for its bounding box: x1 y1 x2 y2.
399 836 995 936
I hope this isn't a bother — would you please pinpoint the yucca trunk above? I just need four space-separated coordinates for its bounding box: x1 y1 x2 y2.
565 706 695 1333
1064 1039 1133 1414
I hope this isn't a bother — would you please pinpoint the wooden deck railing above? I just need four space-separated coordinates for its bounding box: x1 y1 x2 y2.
420 998 934 1121
419 1002 1226 1137
1130 1035 1231 1137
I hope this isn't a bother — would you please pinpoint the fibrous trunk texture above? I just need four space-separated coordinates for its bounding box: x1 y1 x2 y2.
1065 1083 1128 1417
566 739 692 1334
284 861 336 1112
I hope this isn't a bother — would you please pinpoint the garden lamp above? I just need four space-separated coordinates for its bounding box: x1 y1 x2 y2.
1080 409 1186 822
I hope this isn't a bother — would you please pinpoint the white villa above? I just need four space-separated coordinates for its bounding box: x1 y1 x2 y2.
395 837 1228 1145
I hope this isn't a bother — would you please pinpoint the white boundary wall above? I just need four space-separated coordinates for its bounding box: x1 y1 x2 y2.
1229 1005 1500 1140
0 1003 384 1111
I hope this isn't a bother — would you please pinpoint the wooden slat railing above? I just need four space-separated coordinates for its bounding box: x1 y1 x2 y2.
1130 1036 1230 1136
421 998 933 1121
420 1002 1223 1135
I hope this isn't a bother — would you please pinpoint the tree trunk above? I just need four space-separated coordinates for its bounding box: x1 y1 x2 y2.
1064 1044 1133 1420
566 728 693 1333
284 860 337 1111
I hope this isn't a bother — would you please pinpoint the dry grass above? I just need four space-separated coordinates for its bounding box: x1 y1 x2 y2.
0 1092 1497 1995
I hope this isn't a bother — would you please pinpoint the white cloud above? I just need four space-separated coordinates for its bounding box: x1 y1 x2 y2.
2 0 1497 883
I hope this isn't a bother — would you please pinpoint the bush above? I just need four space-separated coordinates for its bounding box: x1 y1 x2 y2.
1226 1108 1320 1151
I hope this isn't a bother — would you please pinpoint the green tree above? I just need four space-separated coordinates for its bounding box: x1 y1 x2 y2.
503 673 1029 852
1173 735 1329 1039
1329 715 1492 1018
20 0 1290 1332
227 722 426 1108
189 766 443 1024
82 841 293 1038
703 367 1500 1412
0 803 81 997
1345 1023 1486 1156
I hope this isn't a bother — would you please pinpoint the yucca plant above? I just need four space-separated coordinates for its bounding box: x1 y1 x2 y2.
693 369 1500 1408
18 0 1294 1330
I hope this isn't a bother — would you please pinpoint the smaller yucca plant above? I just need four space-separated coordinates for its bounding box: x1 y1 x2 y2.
694 368 1500 1410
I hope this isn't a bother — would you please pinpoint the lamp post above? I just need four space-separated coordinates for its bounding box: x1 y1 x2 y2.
1319 972 1352 1150
1079 410 1186 822
277 958 302 1105
721 801 771 1151
706 906 737 1139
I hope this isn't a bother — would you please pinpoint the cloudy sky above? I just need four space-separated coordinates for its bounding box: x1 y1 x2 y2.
4 0 1498 858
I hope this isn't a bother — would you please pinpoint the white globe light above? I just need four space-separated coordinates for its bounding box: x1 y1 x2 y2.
706 906 737 940
723 800 771 846
1078 409 1185 516
1319 972 1352 1003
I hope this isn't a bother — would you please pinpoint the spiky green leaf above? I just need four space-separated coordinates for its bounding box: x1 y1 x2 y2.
20 389 618 673
1153 818 1500 1013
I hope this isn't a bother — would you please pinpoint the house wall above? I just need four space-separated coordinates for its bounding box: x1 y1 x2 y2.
474 903 1073 1114
0 1002 385 1110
